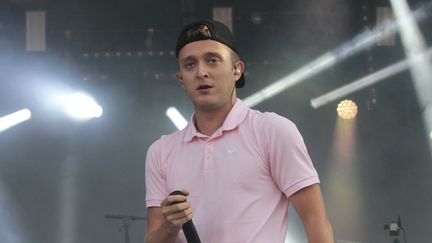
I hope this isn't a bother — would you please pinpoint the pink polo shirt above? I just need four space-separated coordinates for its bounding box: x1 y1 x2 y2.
145 99 319 243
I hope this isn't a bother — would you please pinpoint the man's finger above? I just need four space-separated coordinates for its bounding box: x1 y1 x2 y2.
161 195 186 206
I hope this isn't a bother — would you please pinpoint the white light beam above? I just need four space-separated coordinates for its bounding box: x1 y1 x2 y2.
0 109 32 132
166 107 188 130
243 2 431 107
390 0 432 153
311 48 432 109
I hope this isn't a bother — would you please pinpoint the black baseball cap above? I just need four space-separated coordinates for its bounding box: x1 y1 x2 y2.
175 19 245 88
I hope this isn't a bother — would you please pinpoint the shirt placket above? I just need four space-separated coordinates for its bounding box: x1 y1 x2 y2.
203 138 214 173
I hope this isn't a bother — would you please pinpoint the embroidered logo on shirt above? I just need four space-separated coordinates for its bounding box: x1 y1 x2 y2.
227 148 235 154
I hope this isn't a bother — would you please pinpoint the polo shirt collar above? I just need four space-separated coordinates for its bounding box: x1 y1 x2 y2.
184 98 249 142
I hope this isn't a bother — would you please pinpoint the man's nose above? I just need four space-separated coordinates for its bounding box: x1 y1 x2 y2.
196 62 209 79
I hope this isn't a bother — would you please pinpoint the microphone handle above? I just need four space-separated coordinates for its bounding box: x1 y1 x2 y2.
183 220 201 243
169 191 201 243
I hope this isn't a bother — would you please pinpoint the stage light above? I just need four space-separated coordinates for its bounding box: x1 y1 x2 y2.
391 0 432 154
310 48 432 109
0 109 32 132
243 52 338 107
166 107 188 130
60 92 103 120
337 100 358 120
243 2 431 108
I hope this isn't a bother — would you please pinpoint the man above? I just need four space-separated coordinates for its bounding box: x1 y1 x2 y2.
145 20 334 243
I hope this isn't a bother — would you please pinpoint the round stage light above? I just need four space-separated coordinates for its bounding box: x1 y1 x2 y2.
337 99 358 119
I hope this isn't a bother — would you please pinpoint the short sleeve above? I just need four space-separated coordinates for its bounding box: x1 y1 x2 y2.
145 139 169 208
263 113 320 198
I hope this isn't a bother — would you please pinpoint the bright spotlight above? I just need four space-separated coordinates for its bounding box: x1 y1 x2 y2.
166 107 188 130
337 100 358 120
61 92 103 120
0 109 32 132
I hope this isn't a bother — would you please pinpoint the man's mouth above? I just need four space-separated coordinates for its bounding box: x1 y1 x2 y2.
197 84 213 90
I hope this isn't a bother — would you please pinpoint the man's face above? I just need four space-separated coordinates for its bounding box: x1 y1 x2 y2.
177 40 243 111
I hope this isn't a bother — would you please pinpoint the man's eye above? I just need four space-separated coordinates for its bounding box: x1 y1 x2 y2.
208 58 220 64
185 62 195 68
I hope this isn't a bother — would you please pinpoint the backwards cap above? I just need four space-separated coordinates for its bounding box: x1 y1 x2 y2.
175 20 245 88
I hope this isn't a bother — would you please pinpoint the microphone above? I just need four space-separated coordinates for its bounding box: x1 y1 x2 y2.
169 190 201 243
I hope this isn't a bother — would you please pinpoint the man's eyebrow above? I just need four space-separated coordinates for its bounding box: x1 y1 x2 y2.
179 55 196 62
204 52 224 59
180 52 224 62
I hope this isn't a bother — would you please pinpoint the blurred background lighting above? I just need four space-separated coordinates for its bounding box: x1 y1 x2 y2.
243 3 431 108
390 0 432 154
166 107 188 130
310 48 432 109
60 92 103 120
0 109 32 132
337 100 358 120
0 181 25 243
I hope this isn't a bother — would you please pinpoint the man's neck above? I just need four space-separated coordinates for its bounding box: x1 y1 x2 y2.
194 99 236 136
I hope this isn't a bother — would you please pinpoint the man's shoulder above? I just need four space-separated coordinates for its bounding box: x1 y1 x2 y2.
247 108 296 130
148 126 187 152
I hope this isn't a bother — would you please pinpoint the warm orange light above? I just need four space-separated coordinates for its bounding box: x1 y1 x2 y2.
337 99 358 119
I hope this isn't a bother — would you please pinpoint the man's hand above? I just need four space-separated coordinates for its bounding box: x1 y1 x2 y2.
160 190 193 234
145 190 193 243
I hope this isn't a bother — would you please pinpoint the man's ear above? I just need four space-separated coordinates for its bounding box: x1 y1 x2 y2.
176 72 184 88
233 61 245 80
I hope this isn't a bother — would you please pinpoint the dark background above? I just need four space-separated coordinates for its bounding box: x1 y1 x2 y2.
1 0 431 242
